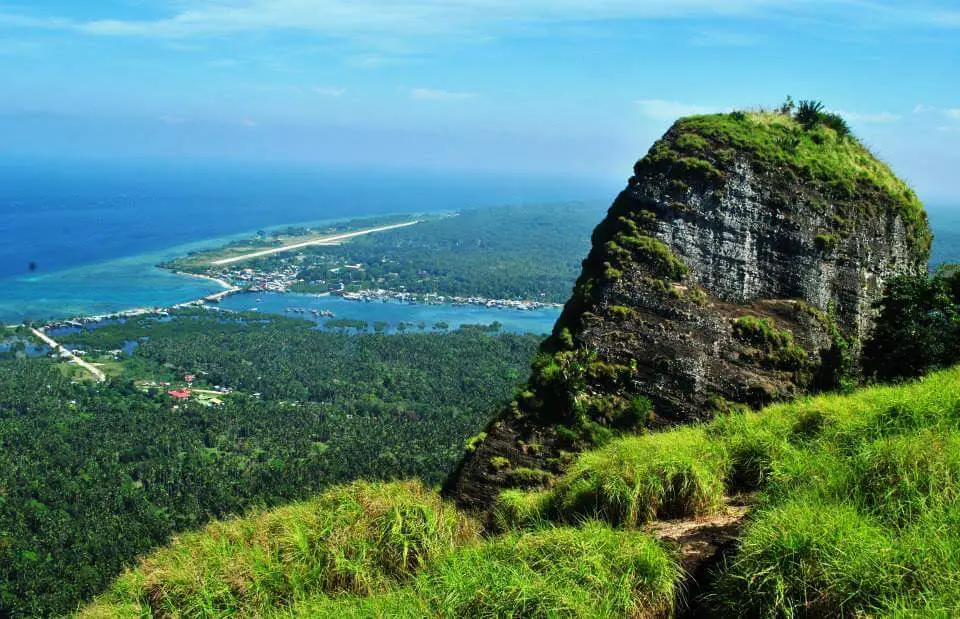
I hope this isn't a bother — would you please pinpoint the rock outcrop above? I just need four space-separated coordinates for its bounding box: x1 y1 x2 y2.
448 110 930 514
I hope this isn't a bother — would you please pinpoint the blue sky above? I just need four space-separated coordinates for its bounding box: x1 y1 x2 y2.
0 1 958 200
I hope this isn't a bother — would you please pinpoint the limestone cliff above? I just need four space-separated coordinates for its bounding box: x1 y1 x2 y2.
448 109 930 514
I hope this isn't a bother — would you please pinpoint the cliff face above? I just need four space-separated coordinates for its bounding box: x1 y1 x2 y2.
449 111 930 514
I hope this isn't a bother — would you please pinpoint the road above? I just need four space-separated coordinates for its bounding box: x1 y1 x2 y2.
30 328 107 382
211 221 420 266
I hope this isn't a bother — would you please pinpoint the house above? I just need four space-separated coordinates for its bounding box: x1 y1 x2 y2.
168 389 192 400
184 374 196 383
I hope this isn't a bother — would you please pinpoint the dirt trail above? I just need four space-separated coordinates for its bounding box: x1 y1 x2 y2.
645 498 750 617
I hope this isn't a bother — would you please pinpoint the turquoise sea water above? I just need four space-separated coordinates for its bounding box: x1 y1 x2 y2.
0 159 611 325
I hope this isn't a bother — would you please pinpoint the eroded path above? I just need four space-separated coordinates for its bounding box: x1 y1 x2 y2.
645 498 750 616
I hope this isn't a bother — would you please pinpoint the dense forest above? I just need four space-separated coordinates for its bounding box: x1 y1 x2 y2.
170 203 604 302
0 314 542 616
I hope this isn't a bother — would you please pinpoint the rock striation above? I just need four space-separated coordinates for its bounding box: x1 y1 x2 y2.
448 110 930 514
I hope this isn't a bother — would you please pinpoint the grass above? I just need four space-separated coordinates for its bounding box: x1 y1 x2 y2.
275 523 681 618
81 366 960 617
709 498 900 616
79 481 479 618
493 366 960 616
543 427 729 527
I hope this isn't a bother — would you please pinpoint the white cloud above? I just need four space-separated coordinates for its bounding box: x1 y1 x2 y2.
314 86 346 97
635 99 722 120
411 88 477 102
0 0 893 40
947 109 960 120
836 110 901 123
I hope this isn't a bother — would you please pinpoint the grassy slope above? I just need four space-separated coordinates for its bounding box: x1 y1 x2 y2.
83 366 960 617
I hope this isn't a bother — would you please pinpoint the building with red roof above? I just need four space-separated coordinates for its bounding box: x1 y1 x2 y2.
168 389 192 400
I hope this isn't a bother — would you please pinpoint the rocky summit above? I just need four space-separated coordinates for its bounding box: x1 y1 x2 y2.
449 109 931 514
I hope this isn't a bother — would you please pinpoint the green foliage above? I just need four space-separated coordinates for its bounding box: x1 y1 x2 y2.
0 316 540 617
81 481 479 617
863 269 960 381
505 467 554 488
73 358 960 618
463 432 487 453
795 99 826 129
853 430 960 524
615 233 689 280
491 489 551 531
814 232 837 252
821 112 851 138
711 499 898 616
732 315 808 371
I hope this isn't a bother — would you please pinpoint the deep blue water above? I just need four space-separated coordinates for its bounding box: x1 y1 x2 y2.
0 159 612 324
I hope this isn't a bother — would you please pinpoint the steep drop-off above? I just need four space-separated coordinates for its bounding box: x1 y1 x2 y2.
449 110 930 513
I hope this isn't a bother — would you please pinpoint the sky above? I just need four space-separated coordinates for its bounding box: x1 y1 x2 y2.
0 1 958 200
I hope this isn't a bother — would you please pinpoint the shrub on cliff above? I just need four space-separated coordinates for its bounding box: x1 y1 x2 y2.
863 268 960 381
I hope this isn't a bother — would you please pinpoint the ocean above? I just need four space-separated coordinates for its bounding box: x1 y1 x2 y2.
0 159 612 325
0 159 957 326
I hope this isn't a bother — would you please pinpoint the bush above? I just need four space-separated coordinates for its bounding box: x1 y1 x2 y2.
491 489 551 531
863 270 960 381
707 411 793 492
425 524 680 617
821 112 851 138
795 99 826 129
732 315 808 371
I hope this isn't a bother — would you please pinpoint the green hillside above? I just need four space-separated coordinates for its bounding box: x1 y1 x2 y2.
82 365 960 617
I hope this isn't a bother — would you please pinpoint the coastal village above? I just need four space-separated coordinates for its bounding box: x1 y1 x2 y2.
5 220 563 389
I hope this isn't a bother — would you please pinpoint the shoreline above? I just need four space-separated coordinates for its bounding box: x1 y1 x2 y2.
4 217 561 330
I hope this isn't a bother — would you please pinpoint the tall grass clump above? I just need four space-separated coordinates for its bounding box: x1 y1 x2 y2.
853 429 960 524
710 499 900 616
80 481 479 618
491 488 551 531
550 426 729 526
284 523 682 618
706 410 794 491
